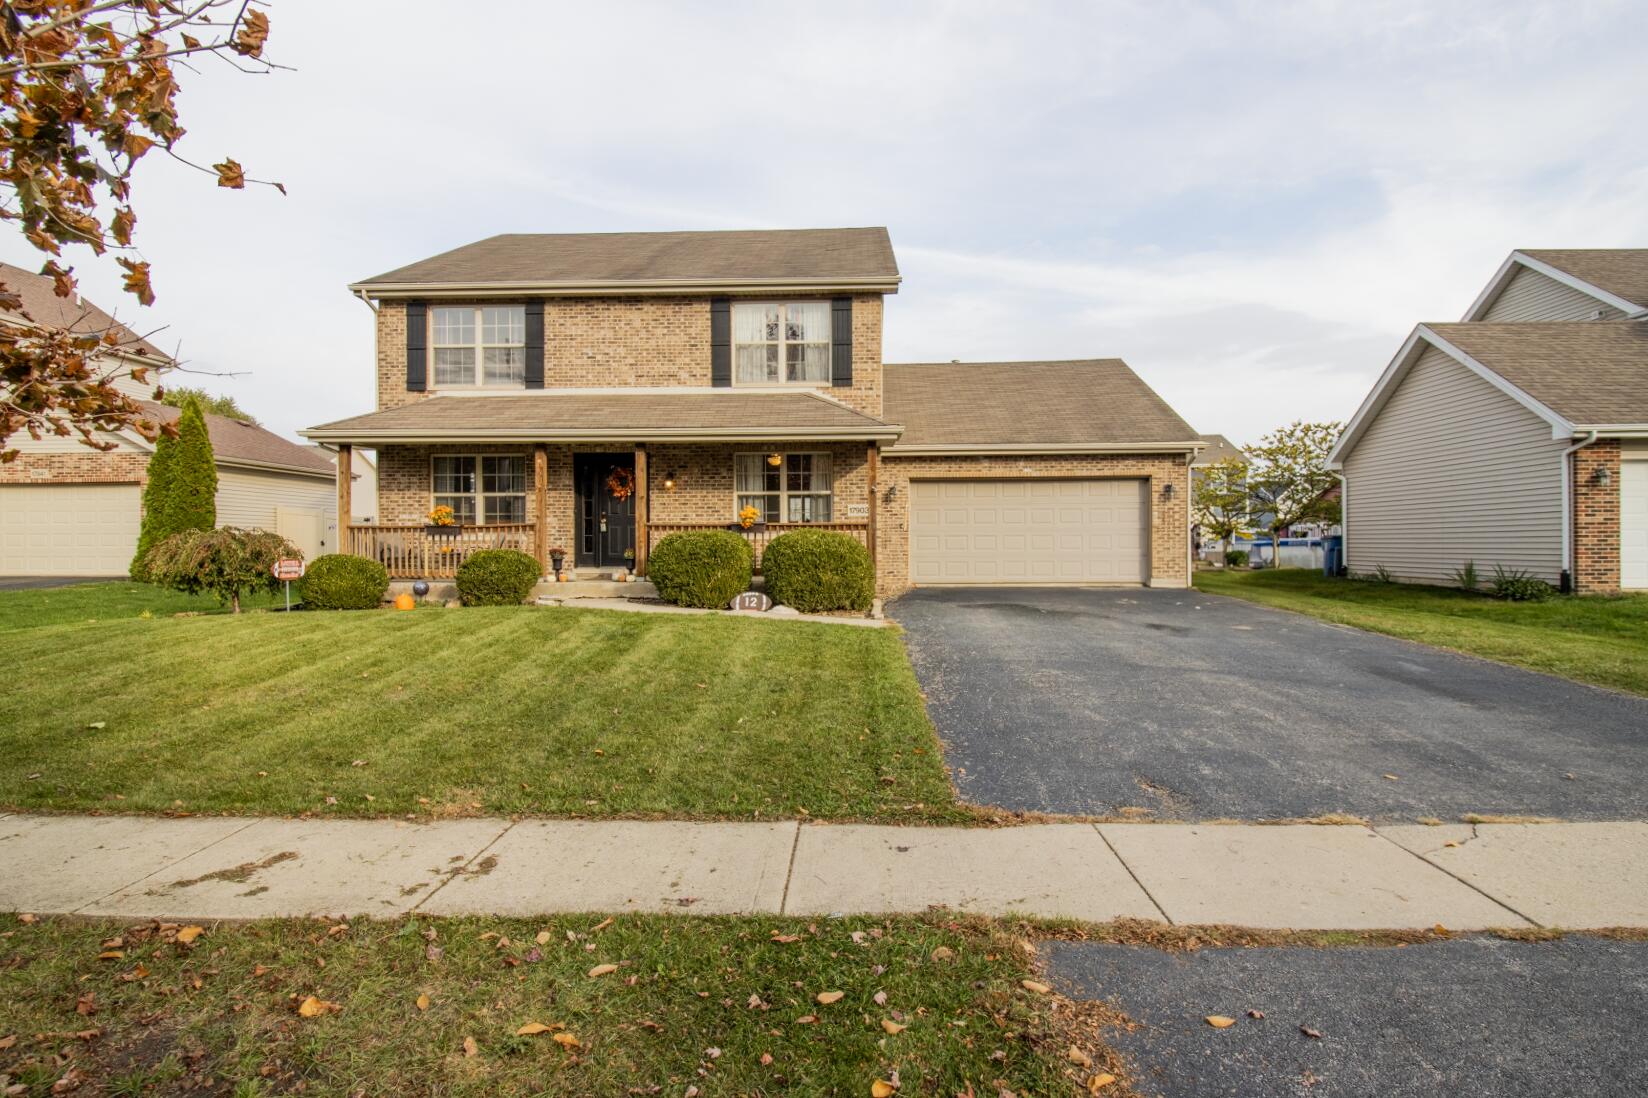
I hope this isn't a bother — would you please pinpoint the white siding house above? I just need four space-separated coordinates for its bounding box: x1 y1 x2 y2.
1477 266 1625 322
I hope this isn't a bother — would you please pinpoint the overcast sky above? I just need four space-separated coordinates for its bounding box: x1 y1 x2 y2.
6 0 1647 446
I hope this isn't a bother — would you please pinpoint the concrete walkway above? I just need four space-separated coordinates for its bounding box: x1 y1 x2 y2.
2 813 1645 930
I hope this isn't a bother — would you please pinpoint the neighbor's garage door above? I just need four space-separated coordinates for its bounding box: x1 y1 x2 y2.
0 483 141 576
1623 461 1647 591
909 479 1149 584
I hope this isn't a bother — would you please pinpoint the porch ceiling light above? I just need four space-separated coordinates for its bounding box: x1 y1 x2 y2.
663 471 677 491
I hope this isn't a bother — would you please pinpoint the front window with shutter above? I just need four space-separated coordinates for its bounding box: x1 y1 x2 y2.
735 453 832 522
431 455 527 524
732 302 831 384
431 306 526 387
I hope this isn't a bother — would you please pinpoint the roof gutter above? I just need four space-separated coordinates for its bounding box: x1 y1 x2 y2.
348 275 902 299
1560 430 1598 590
215 456 337 481
299 426 903 445
881 441 1204 456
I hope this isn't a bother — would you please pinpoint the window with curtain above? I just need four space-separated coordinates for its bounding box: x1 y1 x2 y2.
732 302 831 384
431 455 527 523
431 306 525 387
735 453 832 522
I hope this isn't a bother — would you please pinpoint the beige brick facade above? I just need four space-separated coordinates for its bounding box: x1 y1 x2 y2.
874 452 1192 596
0 450 147 486
1572 439 1621 594
375 295 886 418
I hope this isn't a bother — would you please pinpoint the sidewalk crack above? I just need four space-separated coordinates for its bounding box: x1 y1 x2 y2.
777 821 803 916
72 816 262 915
1371 827 1539 928
1094 825 1173 925
409 820 516 914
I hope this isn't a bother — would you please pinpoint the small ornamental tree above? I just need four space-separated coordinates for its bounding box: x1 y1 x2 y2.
1192 456 1251 560
1244 421 1343 560
130 424 180 580
144 527 295 612
167 396 217 532
160 386 258 424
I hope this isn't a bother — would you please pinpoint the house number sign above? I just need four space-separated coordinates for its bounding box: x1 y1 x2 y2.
730 591 773 612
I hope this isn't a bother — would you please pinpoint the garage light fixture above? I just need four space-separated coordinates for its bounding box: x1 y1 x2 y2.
1592 466 1612 487
1161 482 1175 499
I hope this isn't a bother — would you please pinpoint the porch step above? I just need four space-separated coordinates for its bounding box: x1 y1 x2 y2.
534 577 658 602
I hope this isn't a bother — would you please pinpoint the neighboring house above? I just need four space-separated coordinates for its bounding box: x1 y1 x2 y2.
1192 433 1246 469
312 444 379 523
1330 249 1648 593
0 264 339 575
302 228 1200 595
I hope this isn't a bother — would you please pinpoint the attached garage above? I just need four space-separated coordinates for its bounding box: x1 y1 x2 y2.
0 483 141 577
1623 461 1647 591
909 478 1149 585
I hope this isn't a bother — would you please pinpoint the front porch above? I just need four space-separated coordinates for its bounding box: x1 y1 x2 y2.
334 440 880 581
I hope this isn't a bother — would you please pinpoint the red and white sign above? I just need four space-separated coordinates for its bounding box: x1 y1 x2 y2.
271 558 305 581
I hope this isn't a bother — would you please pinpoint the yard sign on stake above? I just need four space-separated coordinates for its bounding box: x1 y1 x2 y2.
272 558 304 611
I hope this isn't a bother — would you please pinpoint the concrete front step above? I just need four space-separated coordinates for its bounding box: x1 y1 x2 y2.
534 577 658 601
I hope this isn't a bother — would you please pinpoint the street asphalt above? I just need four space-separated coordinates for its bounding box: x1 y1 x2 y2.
891 586 1648 821
0 576 108 590
1045 937 1648 1098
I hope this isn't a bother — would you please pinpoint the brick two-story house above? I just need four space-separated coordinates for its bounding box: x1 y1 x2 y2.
303 228 1199 596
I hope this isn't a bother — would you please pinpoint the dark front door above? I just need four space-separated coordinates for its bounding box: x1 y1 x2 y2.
575 453 637 568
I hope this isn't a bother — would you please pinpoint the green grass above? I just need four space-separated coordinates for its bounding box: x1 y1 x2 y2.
0 583 963 822
0 914 1112 1097
0 581 276 631
1194 568 1648 696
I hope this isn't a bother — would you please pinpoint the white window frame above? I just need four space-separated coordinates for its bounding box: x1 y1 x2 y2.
730 301 833 386
734 452 833 523
430 454 528 525
430 305 526 389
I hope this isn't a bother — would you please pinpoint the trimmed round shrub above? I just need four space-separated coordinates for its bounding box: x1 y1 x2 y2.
456 548 542 606
1224 548 1249 567
761 529 874 613
648 530 753 609
300 554 389 610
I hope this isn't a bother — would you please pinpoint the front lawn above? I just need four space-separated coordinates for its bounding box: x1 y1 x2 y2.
0 584 963 822
0 581 275 632
0 914 1117 1097
1194 568 1648 696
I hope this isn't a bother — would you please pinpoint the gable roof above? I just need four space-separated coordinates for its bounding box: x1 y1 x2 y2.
1330 320 1648 465
351 228 901 296
0 261 171 361
1465 249 1648 320
301 390 900 444
882 359 1200 453
1193 433 1246 465
146 402 335 477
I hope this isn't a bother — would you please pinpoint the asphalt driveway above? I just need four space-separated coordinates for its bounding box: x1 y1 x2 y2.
891 587 1648 821
1046 937 1648 1098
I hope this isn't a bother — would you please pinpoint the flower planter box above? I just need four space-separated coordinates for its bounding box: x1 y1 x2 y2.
424 525 464 537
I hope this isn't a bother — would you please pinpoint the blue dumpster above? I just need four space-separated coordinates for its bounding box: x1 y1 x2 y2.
1323 535 1343 577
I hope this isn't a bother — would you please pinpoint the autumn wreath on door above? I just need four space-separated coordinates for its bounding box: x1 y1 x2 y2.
605 465 636 501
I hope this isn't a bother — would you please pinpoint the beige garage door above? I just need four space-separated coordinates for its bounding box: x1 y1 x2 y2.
1623 461 1647 591
909 479 1149 585
0 483 141 576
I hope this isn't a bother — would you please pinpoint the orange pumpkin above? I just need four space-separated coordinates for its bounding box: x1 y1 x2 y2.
393 593 416 611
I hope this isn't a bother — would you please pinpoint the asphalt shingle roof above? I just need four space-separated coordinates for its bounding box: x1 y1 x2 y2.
146 402 334 475
1424 320 1648 426
0 261 170 360
1519 249 1648 311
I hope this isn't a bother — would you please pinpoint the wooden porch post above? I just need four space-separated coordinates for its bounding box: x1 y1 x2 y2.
634 444 649 576
533 443 549 572
866 442 879 579
335 443 352 554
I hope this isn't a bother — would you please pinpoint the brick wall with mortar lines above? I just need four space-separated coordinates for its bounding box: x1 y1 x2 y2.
375 444 574 555
1572 439 1620 594
374 295 886 417
1 450 147 485
874 453 1192 597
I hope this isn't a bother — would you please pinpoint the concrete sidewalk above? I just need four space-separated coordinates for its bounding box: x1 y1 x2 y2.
2 813 1644 930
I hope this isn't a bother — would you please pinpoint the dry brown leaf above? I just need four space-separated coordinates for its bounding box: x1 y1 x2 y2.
516 1021 563 1036
1247 1009 1265 1019
1088 1072 1117 1092
930 946 955 962
552 1031 580 1048
759 1051 773 1066
590 917 614 933
1068 1045 1093 1067
415 994 430 1012
297 996 340 1019
871 1080 897 1098
815 990 844 1005
0 1034 15 1050
794 1014 818 1024
1205 1015 1236 1028
587 963 618 978
174 926 205 945
881 1019 906 1035
1300 1024 1324 1039
534 931 552 946
462 1036 478 1057
1020 979 1051 994
18 913 37 924
97 950 123 960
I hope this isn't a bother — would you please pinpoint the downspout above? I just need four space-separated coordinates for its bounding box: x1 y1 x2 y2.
1333 471 1347 575
1560 430 1598 592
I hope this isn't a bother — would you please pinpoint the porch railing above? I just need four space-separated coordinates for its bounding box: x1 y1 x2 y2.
345 523 537 579
646 521 869 571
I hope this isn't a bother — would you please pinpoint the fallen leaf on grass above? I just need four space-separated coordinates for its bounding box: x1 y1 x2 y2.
1020 979 1051 994
97 950 124 960
930 946 955 962
297 996 340 1018
771 932 802 943
1068 1045 1093 1067
552 1032 580 1049
873 990 888 1005
1205 1015 1236 1028
759 1052 773 1065
871 1080 897 1097
75 994 96 1016
0 1034 14 1050
1088 1073 1117 1092
415 994 429 1012
534 931 552 946
86 722 106 730
590 917 614 933
515 1021 563 1036
815 990 844 1005
174 926 205 945
881 1019 906 1035
587 963 618 978
462 1036 478 1057
794 1014 818 1025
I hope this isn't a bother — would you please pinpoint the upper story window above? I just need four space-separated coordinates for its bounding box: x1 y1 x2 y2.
432 305 525 387
733 302 831 384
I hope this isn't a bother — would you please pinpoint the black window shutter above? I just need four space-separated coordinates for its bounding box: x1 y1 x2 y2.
831 297 853 387
405 300 427 392
524 300 545 389
710 297 731 387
